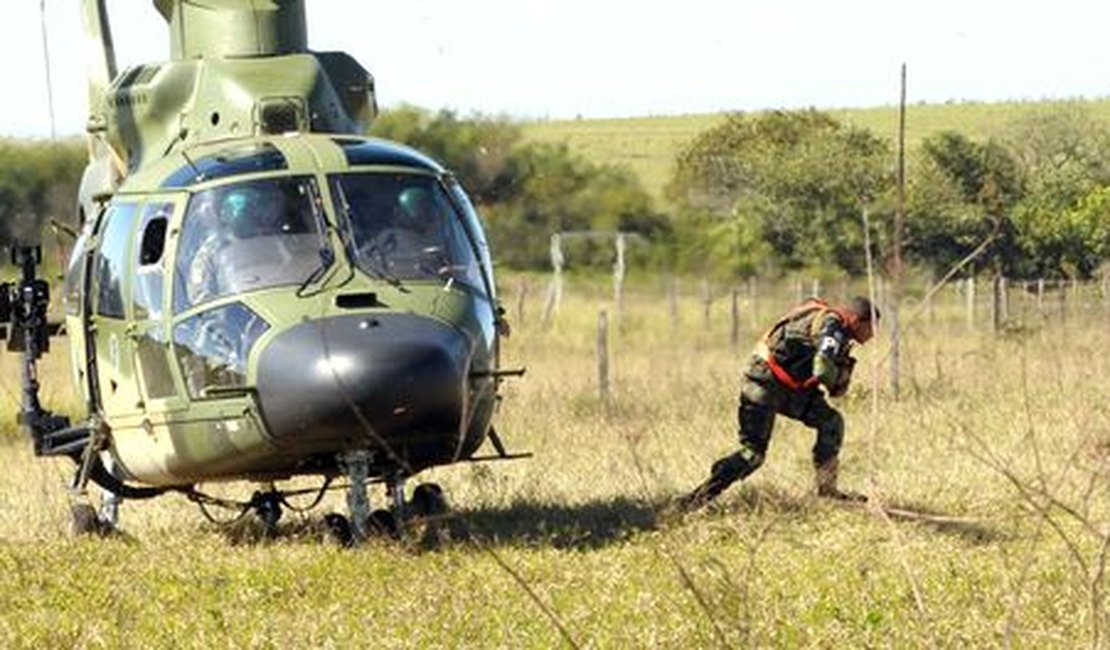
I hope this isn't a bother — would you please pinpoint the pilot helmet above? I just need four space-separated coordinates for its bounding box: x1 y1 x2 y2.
397 186 435 226
220 185 263 237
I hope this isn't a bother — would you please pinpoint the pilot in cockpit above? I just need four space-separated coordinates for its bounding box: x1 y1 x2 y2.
187 185 263 306
360 185 447 276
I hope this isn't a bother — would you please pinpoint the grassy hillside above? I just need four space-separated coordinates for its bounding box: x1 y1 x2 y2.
1 275 1107 646
522 98 1110 201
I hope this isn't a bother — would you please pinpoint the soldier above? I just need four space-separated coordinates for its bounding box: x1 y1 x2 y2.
360 185 447 277
680 295 879 510
186 185 263 306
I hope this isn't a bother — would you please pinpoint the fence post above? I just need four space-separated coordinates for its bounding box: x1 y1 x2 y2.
1103 273 1109 318
748 277 759 328
1058 280 1068 325
613 233 626 327
925 271 935 325
701 278 712 335
668 275 679 336
542 233 564 329
597 309 610 409
991 275 1003 333
1001 276 1009 324
966 276 976 330
515 277 528 329
731 288 740 347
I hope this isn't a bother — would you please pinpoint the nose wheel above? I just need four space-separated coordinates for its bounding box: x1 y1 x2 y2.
70 503 116 537
328 452 449 546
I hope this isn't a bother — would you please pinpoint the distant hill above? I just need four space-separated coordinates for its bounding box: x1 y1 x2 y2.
520 98 1110 202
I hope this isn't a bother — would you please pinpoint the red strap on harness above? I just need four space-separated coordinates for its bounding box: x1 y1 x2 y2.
763 354 820 391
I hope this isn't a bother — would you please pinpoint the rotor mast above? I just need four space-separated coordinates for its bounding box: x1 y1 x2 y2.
153 0 308 60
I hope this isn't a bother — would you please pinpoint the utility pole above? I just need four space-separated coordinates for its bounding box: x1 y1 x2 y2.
890 63 906 400
40 0 57 140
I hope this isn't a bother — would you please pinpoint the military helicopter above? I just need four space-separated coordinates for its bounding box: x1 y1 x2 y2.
0 0 525 543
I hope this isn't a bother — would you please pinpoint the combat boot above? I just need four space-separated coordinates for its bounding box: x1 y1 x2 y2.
677 452 755 512
814 458 867 502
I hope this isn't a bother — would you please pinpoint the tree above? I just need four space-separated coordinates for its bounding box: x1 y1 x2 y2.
667 110 890 275
907 131 1024 276
0 139 85 249
1002 104 1110 278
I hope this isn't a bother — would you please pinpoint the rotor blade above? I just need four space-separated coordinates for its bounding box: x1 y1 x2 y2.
80 0 117 115
152 0 173 21
79 0 125 220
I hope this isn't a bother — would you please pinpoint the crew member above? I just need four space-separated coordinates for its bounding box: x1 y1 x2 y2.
681 295 879 510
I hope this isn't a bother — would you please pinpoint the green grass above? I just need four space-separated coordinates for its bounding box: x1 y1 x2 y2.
0 275 1107 647
521 98 1110 201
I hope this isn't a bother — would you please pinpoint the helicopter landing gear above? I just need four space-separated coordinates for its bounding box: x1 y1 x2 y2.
410 482 448 517
71 503 100 536
249 488 284 534
98 455 122 531
72 456 124 538
70 503 114 537
410 482 451 547
325 452 450 546
338 450 373 543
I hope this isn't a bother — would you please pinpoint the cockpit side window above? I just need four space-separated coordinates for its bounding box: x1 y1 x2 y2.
445 178 496 299
133 202 173 321
63 228 89 317
94 202 140 319
173 176 326 313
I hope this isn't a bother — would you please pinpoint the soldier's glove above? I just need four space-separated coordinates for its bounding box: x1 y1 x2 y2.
828 355 856 397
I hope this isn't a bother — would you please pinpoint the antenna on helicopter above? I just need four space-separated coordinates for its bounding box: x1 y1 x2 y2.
39 0 57 140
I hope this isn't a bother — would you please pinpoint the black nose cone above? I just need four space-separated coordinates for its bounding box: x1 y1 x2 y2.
255 313 470 455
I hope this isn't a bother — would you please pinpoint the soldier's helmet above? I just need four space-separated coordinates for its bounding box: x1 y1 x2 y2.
396 186 435 228
220 185 264 238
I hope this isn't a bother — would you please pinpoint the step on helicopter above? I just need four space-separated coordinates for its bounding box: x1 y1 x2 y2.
0 0 526 544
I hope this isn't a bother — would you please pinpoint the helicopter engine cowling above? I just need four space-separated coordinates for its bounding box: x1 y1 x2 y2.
254 313 481 472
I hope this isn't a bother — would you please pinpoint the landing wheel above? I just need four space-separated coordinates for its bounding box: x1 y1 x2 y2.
323 513 354 547
71 504 104 537
410 482 448 517
251 490 283 534
410 482 452 547
367 508 399 539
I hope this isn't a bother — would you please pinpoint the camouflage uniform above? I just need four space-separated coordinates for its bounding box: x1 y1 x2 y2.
684 299 864 508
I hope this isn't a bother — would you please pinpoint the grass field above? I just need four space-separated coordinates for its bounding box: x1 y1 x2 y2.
521 98 1110 201
0 273 1107 647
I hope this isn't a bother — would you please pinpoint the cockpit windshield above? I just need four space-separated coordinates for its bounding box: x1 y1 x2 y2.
174 176 326 313
329 173 485 290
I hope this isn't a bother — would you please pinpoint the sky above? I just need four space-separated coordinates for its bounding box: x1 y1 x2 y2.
2 0 1109 138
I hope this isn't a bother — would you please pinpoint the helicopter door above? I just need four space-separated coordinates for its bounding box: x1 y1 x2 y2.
128 200 183 412
90 201 144 418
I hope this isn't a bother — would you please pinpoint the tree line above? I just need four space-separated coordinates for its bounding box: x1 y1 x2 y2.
668 104 1110 281
2 103 1108 281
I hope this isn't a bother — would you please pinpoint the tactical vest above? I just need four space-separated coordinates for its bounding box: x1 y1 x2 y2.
753 298 845 391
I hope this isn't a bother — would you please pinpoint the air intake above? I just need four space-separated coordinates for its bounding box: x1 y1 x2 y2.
257 98 304 135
